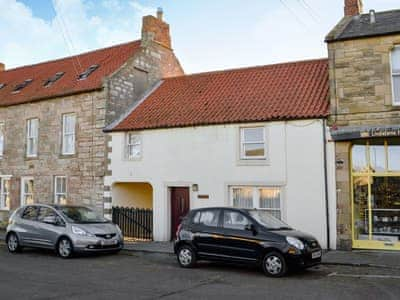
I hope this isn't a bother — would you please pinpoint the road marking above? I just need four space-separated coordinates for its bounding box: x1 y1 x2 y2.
328 272 400 279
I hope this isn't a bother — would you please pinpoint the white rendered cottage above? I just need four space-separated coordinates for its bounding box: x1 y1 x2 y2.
104 59 336 249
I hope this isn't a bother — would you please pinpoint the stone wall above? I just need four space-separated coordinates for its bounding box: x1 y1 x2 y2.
328 33 400 249
328 34 400 127
0 90 107 221
105 42 183 126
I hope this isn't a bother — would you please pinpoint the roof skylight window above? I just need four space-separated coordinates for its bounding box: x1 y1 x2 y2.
12 79 33 93
77 64 99 80
44 72 65 88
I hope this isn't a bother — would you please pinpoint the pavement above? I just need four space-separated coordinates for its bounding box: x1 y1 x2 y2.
1 245 400 300
2 230 400 269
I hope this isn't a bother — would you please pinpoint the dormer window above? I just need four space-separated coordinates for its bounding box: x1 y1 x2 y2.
391 46 400 105
44 72 65 87
77 64 99 80
0 83 6 90
12 79 32 94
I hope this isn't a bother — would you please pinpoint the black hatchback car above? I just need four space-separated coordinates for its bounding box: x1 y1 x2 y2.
174 207 322 277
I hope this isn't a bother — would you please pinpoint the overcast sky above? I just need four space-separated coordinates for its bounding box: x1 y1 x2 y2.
1 0 399 74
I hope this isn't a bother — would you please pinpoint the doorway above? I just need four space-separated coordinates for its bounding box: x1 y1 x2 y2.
170 187 190 240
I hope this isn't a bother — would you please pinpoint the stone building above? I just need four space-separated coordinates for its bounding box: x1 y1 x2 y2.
0 10 183 223
326 0 400 250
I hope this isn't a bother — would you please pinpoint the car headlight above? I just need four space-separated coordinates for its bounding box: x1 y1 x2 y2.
72 226 94 237
286 236 305 250
116 224 123 235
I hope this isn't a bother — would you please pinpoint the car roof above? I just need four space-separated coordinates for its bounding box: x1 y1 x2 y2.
20 204 90 210
190 207 250 214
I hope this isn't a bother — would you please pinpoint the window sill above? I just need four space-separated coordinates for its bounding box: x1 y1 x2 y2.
25 156 38 160
123 156 142 161
236 159 270 166
59 153 77 159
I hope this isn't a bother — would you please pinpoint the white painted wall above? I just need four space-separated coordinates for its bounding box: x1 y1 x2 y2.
106 119 331 248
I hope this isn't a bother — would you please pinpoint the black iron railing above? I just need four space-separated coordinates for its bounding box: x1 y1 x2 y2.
112 206 153 240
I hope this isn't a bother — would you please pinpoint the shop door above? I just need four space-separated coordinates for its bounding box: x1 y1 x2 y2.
170 187 190 240
352 140 400 250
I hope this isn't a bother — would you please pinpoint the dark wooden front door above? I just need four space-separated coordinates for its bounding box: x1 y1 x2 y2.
170 187 190 240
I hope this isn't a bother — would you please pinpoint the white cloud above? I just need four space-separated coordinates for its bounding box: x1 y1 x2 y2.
129 1 156 17
1 0 399 73
0 0 156 69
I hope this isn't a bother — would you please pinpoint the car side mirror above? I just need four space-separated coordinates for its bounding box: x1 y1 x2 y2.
43 216 57 225
245 224 257 234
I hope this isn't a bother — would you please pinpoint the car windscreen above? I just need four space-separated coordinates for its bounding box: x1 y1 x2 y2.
57 206 108 224
248 210 292 230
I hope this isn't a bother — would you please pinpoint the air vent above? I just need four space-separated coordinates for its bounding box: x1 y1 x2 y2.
44 72 65 87
12 79 33 93
77 64 99 80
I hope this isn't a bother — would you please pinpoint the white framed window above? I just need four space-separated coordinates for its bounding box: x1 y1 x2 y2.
0 176 11 210
62 113 76 155
391 46 400 105
240 127 266 160
26 118 39 157
230 186 282 220
54 176 67 204
126 133 142 159
21 177 34 206
0 122 4 157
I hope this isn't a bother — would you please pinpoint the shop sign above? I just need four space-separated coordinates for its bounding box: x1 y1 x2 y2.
331 125 400 141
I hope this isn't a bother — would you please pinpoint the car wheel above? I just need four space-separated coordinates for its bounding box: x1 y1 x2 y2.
7 233 22 253
262 251 287 277
177 245 197 268
57 237 74 259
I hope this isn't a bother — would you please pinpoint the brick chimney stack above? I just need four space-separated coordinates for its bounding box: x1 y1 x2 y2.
344 0 363 16
0 63 4 72
141 7 171 49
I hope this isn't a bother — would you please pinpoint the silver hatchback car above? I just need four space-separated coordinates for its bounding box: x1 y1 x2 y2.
6 204 124 258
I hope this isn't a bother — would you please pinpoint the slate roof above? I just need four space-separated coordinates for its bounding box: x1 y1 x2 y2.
109 58 329 132
0 40 142 107
326 9 400 42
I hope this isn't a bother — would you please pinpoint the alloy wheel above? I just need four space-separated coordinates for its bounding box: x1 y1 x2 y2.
265 255 283 275
58 239 72 258
7 234 19 252
178 248 193 266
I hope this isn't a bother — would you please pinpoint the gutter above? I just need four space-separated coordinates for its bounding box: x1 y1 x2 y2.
322 119 331 250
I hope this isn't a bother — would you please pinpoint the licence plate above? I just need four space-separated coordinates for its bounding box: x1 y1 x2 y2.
312 250 322 259
101 239 118 246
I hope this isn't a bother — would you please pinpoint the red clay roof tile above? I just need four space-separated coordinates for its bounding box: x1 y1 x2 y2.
0 40 141 106
111 58 329 131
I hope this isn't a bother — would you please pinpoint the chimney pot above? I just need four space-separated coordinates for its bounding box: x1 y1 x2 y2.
0 63 4 72
369 9 376 24
157 7 163 21
344 0 363 17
